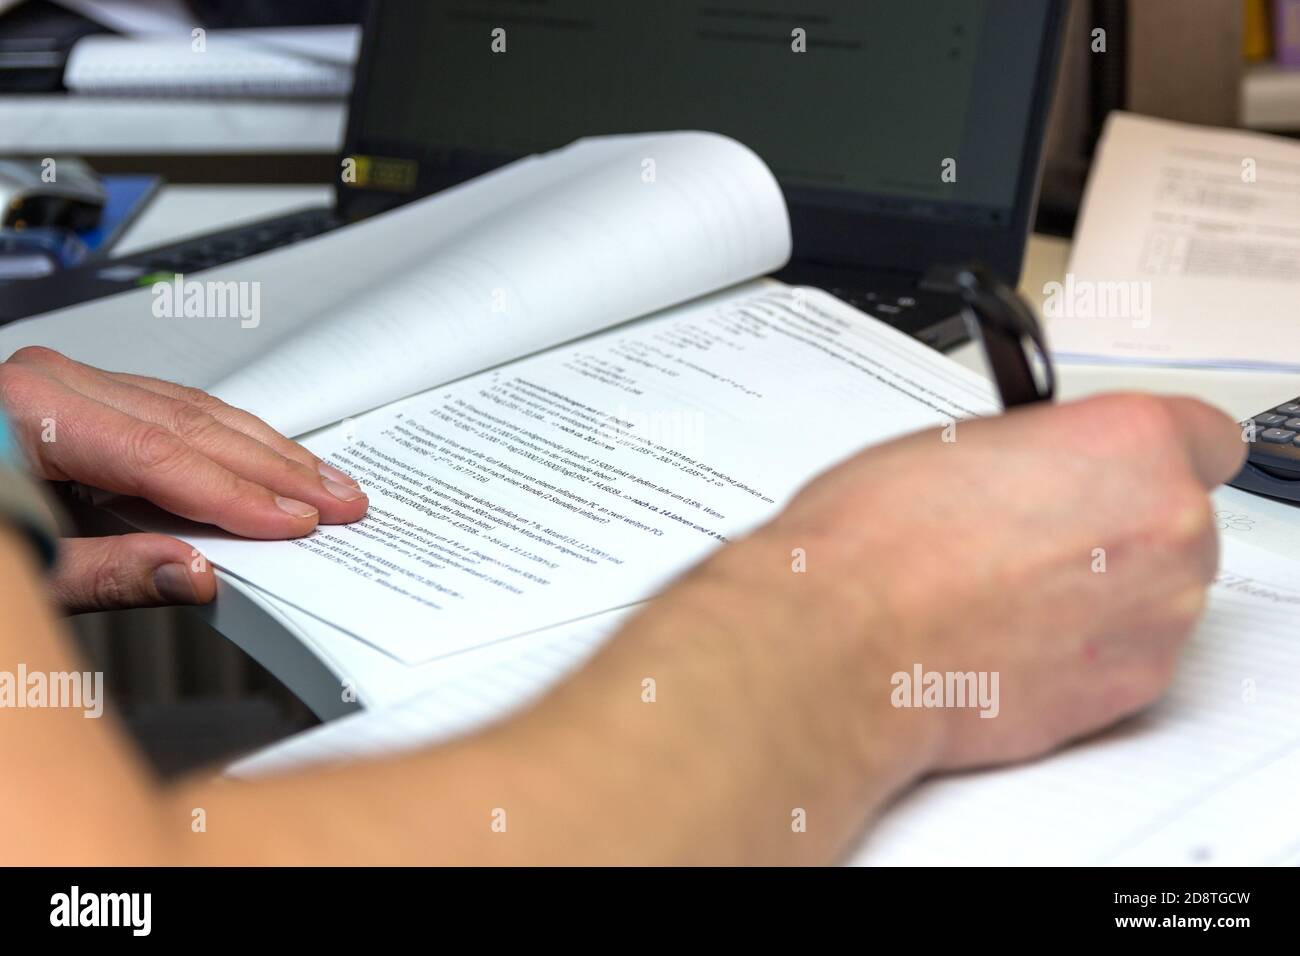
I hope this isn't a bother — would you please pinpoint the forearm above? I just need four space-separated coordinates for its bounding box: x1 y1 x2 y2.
168 529 937 865
0 512 935 864
0 529 167 863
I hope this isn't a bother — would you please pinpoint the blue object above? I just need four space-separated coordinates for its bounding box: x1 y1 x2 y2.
76 174 163 256
0 410 21 469
0 227 88 278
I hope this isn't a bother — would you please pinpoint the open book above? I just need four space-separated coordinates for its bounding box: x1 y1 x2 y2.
208 132 799 437
78 131 997 665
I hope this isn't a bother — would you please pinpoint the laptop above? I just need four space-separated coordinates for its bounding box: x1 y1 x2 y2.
0 0 1065 349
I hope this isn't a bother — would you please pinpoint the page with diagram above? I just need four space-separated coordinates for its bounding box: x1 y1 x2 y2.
1049 111 1300 369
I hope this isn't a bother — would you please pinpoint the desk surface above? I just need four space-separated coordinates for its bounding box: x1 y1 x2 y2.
76 185 1300 717
0 97 344 155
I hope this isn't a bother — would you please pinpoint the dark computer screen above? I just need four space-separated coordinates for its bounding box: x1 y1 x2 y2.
352 0 1050 227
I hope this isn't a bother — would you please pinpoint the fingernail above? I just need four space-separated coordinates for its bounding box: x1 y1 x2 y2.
318 461 360 488
153 563 199 604
275 495 318 518
322 477 365 501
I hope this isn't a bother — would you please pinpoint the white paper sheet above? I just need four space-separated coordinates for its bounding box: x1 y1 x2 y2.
1048 112 1300 370
851 534 1300 865
227 606 634 777
64 32 352 97
114 284 995 665
0 142 599 385
0 132 786 428
208 131 792 437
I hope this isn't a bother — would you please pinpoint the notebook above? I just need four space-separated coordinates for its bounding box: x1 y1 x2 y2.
230 534 1300 867
63 27 357 98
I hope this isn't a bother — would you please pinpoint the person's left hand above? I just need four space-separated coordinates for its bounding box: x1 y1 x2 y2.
0 346 368 613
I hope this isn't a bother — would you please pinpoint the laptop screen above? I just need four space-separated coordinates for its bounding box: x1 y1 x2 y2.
349 0 1052 232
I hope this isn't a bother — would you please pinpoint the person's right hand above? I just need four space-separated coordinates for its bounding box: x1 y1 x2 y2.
754 392 1244 774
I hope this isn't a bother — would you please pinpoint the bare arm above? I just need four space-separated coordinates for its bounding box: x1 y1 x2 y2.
166 530 931 865
0 516 923 864
0 385 1244 865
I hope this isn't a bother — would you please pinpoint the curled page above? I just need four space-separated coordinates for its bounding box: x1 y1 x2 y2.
210 131 791 436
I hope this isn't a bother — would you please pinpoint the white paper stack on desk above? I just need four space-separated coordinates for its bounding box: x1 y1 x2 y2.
63 25 359 98
1048 112 1300 371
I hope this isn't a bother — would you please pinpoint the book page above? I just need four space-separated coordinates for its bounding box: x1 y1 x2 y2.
0 137 645 389
209 131 792 436
111 284 995 664
0 132 786 432
227 606 634 778
851 534 1300 865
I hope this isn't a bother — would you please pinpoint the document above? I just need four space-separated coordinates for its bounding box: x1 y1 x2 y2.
120 285 994 664
855 534 1300 865
13 129 984 672
231 535 1300 867
1048 111 1300 370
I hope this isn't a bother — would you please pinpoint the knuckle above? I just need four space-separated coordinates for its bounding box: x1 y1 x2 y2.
89 554 131 608
168 401 221 444
269 457 310 489
125 424 189 475
211 479 265 518
0 360 33 405
6 345 64 369
1065 393 1177 460
1107 393 1176 444
1155 485 1214 550
177 383 224 412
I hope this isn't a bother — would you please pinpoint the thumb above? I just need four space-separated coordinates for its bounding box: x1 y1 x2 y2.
48 535 216 614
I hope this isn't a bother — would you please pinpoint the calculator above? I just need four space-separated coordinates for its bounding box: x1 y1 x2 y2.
1229 398 1300 502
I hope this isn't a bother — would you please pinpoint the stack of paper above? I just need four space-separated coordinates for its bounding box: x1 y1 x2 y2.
1048 112 1300 371
64 25 359 98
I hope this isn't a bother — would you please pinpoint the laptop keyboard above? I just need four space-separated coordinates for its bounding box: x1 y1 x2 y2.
0 205 349 323
826 286 921 318
822 284 967 351
131 206 344 275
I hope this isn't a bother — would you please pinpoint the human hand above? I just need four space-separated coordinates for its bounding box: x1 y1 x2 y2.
756 392 1244 773
0 346 368 613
